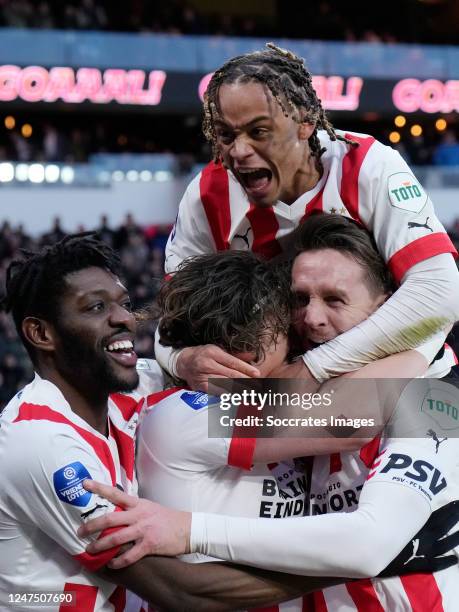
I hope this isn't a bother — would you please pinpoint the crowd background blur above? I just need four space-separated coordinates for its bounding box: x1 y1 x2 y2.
1 0 459 408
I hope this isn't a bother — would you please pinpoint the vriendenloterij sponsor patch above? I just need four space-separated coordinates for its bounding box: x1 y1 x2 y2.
53 461 93 507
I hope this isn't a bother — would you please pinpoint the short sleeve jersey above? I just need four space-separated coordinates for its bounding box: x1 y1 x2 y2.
0 374 146 612
165 130 457 284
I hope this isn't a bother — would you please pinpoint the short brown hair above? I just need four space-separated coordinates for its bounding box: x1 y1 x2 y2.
154 251 291 361
289 213 394 296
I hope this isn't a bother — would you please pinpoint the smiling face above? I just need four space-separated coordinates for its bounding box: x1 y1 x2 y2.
214 81 316 207
291 249 388 347
52 266 139 394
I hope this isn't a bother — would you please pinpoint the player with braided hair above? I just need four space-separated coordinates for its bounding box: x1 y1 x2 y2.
202 43 357 166
158 43 459 389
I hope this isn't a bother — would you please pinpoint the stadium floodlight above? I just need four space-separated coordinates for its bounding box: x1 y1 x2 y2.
61 166 75 184
98 170 111 183
44 164 60 183
126 170 139 182
0 162 14 182
140 170 152 182
15 164 29 182
112 170 124 182
28 163 45 184
154 170 172 182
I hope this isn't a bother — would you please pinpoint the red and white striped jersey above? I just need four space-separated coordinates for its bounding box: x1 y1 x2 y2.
303 379 459 612
0 374 145 612
136 388 310 612
165 130 457 284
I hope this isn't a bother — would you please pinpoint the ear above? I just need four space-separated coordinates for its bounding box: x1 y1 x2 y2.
22 317 56 354
375 291 391 309
298 121 315 141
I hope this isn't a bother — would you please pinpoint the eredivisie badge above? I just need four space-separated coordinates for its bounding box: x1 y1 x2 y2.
388 172 427 213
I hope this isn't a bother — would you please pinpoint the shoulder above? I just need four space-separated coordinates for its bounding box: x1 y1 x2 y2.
140 390 215 440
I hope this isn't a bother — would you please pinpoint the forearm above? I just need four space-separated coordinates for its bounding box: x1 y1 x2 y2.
304 254 459 380
191 482 430 579
101 556 340 611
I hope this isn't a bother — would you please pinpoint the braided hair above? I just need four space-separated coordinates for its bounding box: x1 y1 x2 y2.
203 43 358 166
1 232 121 359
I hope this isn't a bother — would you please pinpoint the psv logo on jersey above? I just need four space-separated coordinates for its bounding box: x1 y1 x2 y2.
379 452 447 497
388 172 427 213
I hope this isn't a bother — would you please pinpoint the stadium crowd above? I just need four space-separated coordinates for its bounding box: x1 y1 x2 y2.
0 215 170 409
0 0 455 44
3 116 459 167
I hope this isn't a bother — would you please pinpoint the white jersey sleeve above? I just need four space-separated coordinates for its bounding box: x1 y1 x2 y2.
190 379 459 578
138 389 256 474
164 172 217 274
1 420 121 572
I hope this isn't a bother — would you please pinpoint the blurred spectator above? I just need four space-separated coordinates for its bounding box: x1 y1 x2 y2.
433 130 459 166
41 216 66 245
97 214 115 247
0 0 453 44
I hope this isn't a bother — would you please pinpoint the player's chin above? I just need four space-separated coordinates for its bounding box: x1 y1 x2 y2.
107 364 139 393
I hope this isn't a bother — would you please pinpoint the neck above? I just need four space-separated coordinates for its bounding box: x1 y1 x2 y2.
282 152 322 205
37 363 109 435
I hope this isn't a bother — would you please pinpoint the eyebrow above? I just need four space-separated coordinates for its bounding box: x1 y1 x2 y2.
76 287 129 302
214 115 272 131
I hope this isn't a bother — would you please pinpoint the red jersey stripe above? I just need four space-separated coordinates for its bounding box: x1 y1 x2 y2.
14 403 116 484
300 187 325 223
400 574 444 612
246 203 282 259
329 453 342 474
312 591 328 612
110 393 142 421
200 162 231 251
359 436 382 469
340 134 376 223
346 580 385 612
228 436 257 471
146 387 183 407
110 420 135 481
250 606 279 612
388 232 458 283
108 585 127 612
60 583 98 611
445 343 459 365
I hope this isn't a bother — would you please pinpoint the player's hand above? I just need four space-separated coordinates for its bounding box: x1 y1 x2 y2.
379 500 459 577
78 480 191 568
176 345 260 391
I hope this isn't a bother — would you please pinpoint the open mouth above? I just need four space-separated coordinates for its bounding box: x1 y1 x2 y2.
104 339 137 368
237 168 272 197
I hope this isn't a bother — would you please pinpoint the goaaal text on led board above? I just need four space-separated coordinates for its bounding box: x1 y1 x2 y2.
393 78 459 113
0 64 363 110
0 65 167 105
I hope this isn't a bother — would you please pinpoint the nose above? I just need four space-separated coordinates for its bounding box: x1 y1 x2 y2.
229 136 254 162
303 299 327 330
110 303 136 331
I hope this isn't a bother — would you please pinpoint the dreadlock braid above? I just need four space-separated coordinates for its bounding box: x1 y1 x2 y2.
1 232 121 361
203 43 358 165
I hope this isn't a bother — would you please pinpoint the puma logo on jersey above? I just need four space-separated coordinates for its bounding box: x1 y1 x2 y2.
81 503 109 521
427 429 448 454
233 227 252 248
404 538 425 565
408 217 433 232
